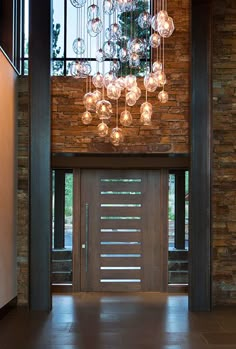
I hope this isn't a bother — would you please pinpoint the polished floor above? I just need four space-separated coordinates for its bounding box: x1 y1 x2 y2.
1 293 236 349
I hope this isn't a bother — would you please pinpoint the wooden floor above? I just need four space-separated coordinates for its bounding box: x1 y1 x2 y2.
1 293 236 349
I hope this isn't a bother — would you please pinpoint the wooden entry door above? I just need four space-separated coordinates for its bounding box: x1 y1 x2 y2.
74 169 168 292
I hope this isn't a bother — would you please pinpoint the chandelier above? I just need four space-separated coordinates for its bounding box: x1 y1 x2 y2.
70 0 174 146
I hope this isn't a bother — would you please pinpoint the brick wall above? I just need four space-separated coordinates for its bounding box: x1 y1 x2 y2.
212 0 236 304
17 77 29 305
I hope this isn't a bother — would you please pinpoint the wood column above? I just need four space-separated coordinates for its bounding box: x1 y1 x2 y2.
189 0 212 311
29 0 52 311
175 171 186 250
54 170 65 249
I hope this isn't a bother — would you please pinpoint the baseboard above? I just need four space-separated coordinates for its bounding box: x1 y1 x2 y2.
0 296 17 320
168 284 188 293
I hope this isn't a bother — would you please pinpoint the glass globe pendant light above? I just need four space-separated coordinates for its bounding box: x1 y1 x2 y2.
144 73 158 92
73 37 85 55
158 89 169 103
138 11 151 29
97 121 109 137
96 99 112 119
92 72 104 88
158 16 175 38
140 111 152 125
110 127 124 146
126 91 137 106
83 92 97 111
120 110 132 126
107 82 121 100
81 111 93 125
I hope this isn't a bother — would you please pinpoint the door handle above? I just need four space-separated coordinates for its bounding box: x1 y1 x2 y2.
85 203 89 272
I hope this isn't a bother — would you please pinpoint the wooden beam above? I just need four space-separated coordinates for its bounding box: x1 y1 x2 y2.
29 0 51 311
189 0 212 311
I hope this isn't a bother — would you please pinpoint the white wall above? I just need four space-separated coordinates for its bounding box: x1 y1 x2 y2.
0 48 17 308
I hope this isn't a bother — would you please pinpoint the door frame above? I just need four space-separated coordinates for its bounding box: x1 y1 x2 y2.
52 154 190 293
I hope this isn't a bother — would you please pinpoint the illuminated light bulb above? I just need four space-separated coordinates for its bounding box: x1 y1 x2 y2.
93 89 102 102
97 122 109 137
87 4 100 19
120 110 132 126
138 11 151 29
107 82 121 100
81 111 93 125
140 101 152 114
149 32 161 48
117 77 126 90
130 86 141 100
156 71 167 86
110 127 124 146
103 71 116 88
96 99 112 119
144 73 158 92
92 72 104 88
125 74 137 90
83 92 97 111
70 0 86 8
140 111 152 125
72 37 85 55
103 0 116 14
152 60 162 74
158 16 175 38
126 91 137 106
158 90 169 103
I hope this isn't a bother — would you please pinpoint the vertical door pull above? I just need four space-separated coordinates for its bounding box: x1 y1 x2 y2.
85 203 89 272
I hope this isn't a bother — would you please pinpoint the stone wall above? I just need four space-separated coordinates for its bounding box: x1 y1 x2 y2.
17 77 29 305
52 0 190 153
212 0 236 304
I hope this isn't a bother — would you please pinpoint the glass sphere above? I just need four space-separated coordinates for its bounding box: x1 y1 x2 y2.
93 89 102 102
158 16 175 38
120 110 132 126
138 11 151 29
87 4 100 19
158 90 168 103
151 15 159 31
129 38 146 55
91 18 103 35
130 86 141 100
107 82 121 100
140 111 152 125
156 71 167 86
110 60 120 73
96 48 106 62
129 53 140 68
103 0 116 14
119 47 129 63
157 10 168 24
70 0 86 8
152 60 162 74
125 74 137 90
70 61 82 78
72 37 85 55
83 92 97 111
117 77 126 90
97 122 109 137
103 71 116 88
106 23 121 41
103 41 116 58
81 111 93 125
117 0 135 12
149 32 161 48
96 99 112 119
80 61 91 77
92 72 104 88
140 101 152 114
144 73 158 92
87 20 99 37
126 91 137 106
110 127 124 146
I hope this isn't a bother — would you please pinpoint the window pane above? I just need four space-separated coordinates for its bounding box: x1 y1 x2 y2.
52 60 64 76
24 0 29 58
52 0 65 58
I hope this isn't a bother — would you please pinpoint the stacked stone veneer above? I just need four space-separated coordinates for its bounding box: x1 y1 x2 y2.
212 0 236 304
52 0 190 153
